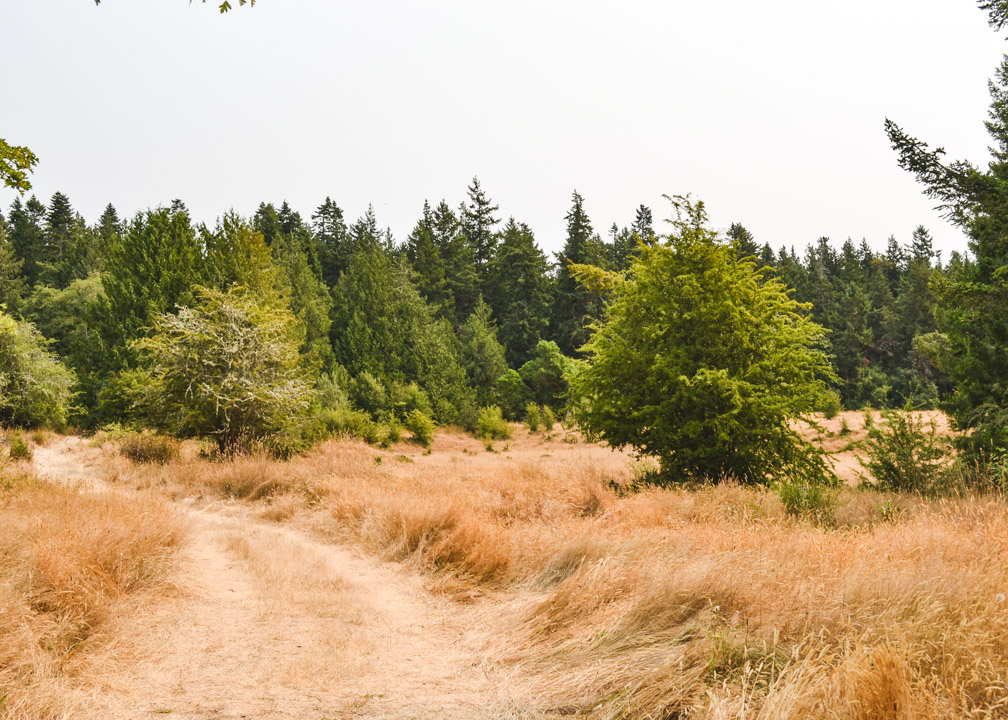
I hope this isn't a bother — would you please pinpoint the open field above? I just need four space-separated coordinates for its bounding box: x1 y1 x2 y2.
4 412 1008 718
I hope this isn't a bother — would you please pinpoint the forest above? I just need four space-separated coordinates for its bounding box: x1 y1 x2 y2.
0 179 956 448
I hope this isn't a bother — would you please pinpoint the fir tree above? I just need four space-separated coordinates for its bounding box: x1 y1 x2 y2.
459 177 500 282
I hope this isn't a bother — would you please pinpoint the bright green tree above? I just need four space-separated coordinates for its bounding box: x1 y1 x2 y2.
458 298 509 407
571 196 835 485
0 310 75 429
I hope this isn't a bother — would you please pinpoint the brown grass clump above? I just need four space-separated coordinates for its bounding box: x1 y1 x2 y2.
0 472 186 718
104 416 1008 718
118 431 181 465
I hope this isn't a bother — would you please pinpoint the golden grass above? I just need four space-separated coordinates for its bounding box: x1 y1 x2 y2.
102 420 1008 719
0 468 186 719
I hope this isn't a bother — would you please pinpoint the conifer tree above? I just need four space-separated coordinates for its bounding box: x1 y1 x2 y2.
7 196 45 288
311 196 349 286
459 177 500 282
0 215 27 314
486 218 551 367
550 191 608 356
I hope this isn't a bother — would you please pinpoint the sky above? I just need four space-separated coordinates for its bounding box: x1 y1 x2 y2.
2 0 1007 259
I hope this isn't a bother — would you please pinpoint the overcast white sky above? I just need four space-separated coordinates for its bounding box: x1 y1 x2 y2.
2 1 1006 258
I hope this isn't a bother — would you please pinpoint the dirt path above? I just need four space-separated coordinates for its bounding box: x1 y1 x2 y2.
34 439 516 719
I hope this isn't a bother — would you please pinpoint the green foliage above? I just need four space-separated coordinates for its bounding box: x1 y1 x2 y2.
350 372 389 418
0 138 39 195
551 190 609 356
119 431 180 465
860 410 950 494
571 196 835 485
819 390 842 419
458 299 509 407
519 340 575 410
474 405 511 441
330 243 474 424
404 409 435 448
101 205 204 373
494 369 533 420
524 402 542 432
541 405 556 430
130 286 312 453
389 381 432 420
776 479 835 523
8 435 32 462
0 311 75 429
485 219 551 367
93 0 254 12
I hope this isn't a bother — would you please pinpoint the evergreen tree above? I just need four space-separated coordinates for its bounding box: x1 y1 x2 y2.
7 195 45 288
727 222 759 258
101 205 204 372
486 218 551 367
631 204 656 245
457 298 509 407
38 191 80 287
311 196 349 286
404 201 453 317
550 190 608 355
459 177 500 282
606 223 636 271
0 215 27 314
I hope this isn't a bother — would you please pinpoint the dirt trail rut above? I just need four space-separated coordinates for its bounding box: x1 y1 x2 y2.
33 438 511 719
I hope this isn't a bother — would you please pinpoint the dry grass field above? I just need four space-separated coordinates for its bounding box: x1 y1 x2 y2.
4 411 1008 718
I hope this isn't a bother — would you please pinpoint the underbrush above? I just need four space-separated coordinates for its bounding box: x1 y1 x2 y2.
103 431 1008 718
119 430 181 465
0 470 186 718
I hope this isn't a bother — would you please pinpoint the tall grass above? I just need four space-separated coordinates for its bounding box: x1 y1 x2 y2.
104 426 1008 718
0 471 186 719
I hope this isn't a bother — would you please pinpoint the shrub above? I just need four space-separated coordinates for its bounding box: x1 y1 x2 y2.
524 403 543 432
389 381 432 420
386 415 403 444
541 405 556 431
475 405 512 441
0 311 75 430
119 431 181 465
495 369 534 420
860 410 950 494
404 409 435 448
839 416 851 436
820 390 842 419
9 435 32 462
777 479 835 523
130 286 312 454
519 340 574 410
351 371 389 418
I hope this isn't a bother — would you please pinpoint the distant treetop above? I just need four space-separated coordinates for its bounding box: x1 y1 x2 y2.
92 0 254 12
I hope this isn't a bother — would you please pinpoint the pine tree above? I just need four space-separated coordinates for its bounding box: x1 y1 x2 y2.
404 201 452 317
550 190 608 356
631 204 656 245
432 200 478 325
459 177 500 283
311 196 349 286
0 214 27 314
39 191 80 287
7 196 45 288
486 218 551 367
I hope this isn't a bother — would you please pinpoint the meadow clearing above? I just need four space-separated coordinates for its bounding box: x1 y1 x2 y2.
2 410 1006 719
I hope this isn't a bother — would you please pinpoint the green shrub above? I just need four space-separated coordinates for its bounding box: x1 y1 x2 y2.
862 407 875 429
310 406 373 440
9 435 32 462
351 372 389 418
386 416 403 444
524 403 543 432
839 416 851 436
474 405 511 441
495 369 534 420
541 405 556 431
119 431 180 465
404 409 435 448
389 382 432 420
860 410 950 494
777 479 835 523
820 390 842 419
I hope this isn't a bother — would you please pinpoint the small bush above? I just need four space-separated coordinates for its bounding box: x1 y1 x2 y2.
390 382 432 420
524 403 543 432
860 410 950 494
839 416 851 436
404 409 435 448
820 390 842 419
777 479 835 523
475 405 511 441
386 416 403 444
862 407 875 429
541 405 556 430
9 435 32 462
119 431 180 465
351 372 389 418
